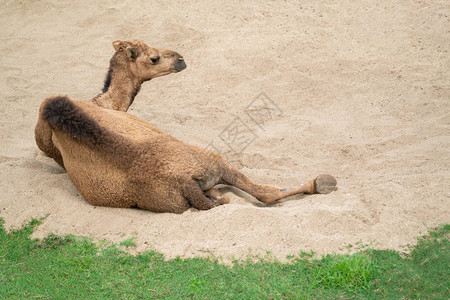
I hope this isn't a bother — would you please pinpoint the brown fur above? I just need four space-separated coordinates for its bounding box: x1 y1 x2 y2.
35 40 186 169
35 41 337 213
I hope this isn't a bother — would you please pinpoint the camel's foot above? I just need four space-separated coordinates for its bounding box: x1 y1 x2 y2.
204 188 230 205
206 195 230 206
314 174 337 194
218 196 230 205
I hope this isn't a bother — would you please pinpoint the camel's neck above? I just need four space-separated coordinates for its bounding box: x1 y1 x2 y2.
91 55 144 112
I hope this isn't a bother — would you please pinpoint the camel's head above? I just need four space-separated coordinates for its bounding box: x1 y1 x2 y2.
112 39 186 82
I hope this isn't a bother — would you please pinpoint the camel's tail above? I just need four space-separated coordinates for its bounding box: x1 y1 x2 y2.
42 96 134 165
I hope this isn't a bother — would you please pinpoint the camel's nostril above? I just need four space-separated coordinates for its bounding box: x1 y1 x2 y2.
178 57 184 61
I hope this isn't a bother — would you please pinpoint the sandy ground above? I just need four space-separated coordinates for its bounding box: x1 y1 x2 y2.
0 0 449 262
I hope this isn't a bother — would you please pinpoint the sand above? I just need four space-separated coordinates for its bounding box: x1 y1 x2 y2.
0 0 449 262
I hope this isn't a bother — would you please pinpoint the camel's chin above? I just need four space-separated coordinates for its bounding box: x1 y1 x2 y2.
148 71 172 79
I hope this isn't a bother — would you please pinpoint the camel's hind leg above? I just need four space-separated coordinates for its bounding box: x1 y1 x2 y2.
221 164 337 204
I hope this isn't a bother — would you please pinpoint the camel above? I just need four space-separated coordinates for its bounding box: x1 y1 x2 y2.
35 40 337 213
35 40 186 168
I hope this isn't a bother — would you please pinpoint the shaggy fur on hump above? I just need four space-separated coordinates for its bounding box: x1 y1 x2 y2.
42 96 134 165
43 96 104 145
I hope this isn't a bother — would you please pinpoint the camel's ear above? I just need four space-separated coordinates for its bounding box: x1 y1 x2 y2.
112 41 139 60
112 40 124 51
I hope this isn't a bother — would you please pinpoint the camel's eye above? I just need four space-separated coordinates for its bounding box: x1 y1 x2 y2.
150 56 160 64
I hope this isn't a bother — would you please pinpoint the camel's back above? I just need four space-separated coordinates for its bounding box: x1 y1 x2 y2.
76 101 223 178
77 101 164 142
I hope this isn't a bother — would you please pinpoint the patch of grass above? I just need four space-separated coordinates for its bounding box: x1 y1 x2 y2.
120 237 137 249
312 253 375 292
368 224 450 298
0 218 448 299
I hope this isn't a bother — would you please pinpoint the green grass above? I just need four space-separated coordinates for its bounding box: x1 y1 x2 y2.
0 218 448 299
120 237 137 249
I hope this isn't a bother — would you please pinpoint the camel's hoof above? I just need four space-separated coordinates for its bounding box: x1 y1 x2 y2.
314 174 337 194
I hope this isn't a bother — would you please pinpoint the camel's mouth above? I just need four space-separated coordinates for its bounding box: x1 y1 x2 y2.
173 58 186 72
